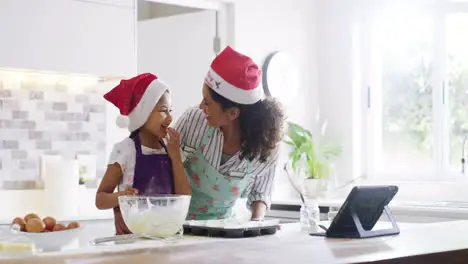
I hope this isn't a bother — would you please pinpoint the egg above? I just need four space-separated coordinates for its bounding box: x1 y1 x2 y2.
52 223 66 232
24 213 40 223
42 216 56 231
66 221 80 230
25 218 44 233
11 217 26 232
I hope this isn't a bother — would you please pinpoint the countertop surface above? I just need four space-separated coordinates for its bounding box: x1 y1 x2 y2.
2 219 468 263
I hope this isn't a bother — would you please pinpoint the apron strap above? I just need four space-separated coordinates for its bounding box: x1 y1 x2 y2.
200 127 251 174
160 139 169 153
245 161 251 174
133 135 143 155
201 127 215 147
134 135 168 155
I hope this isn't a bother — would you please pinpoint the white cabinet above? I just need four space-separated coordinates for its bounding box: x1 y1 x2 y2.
0 0 136 77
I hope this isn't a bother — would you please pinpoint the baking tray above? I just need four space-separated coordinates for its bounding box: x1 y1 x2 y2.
183 219 280 238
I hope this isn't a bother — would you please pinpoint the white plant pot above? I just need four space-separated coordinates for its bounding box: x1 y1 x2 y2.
302 179 328 199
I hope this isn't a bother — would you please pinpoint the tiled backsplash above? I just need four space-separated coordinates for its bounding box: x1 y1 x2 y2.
0 72 107 185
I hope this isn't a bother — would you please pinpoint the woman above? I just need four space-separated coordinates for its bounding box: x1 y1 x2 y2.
175 46 284 220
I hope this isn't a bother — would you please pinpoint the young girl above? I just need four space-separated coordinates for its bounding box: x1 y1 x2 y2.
95 73 191 235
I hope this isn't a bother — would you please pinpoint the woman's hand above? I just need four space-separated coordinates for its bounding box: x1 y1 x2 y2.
113 207 132 235
251 201 267 220
166 128 182 161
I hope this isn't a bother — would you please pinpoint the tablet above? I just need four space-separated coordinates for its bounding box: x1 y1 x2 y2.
311 185 399 239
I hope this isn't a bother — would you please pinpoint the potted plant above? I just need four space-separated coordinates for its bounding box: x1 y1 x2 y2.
283 121 341 199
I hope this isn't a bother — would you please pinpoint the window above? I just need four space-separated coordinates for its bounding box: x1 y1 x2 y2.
446 13 468 170
363 2 468 180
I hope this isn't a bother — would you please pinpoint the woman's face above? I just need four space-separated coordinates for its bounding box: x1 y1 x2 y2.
143 91 173 138
200 84 238 127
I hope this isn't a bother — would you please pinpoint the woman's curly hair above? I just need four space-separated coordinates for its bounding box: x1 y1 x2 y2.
208 88 285 163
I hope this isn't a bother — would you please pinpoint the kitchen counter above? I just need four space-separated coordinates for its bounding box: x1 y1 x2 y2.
2 220 468 263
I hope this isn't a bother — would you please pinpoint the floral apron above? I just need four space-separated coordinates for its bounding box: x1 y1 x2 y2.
185 127 250 220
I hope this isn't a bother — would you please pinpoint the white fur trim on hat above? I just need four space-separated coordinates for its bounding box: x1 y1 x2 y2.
205 67 264 105
125 79 169 132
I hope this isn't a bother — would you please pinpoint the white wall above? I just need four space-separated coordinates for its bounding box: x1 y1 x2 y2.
315 0 362 192
232 0 319 200
137 10 216 121
233 0 318 127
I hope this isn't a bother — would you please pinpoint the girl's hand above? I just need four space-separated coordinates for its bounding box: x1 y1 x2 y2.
166 128 181 161
123 186 139 196
113 187 136 235
115 186 138 197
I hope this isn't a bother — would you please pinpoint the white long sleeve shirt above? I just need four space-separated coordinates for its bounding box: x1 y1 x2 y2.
174 107 279 209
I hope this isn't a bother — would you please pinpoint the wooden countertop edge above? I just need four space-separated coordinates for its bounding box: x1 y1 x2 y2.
357 248 468 264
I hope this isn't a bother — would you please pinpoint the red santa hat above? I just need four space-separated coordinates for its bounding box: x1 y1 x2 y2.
103 73 169 132
205 46 264 105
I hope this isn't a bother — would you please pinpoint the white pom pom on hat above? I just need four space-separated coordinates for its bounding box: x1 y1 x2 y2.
115 115 129 129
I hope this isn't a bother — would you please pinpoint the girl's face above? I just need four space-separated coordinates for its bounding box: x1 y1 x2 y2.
199 84 238 127
143 91 173 138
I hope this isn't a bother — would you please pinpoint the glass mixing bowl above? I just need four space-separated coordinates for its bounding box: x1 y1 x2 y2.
118 195 191 238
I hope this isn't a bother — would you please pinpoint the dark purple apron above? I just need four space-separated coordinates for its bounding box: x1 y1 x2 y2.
114 135 175 235
131 135 175 195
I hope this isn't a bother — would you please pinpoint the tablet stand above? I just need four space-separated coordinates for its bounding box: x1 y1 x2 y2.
310 205 400 239
346 205 400 238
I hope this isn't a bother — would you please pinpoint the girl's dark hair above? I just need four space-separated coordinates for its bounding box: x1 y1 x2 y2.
208 87 285 163
129 129 140 139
